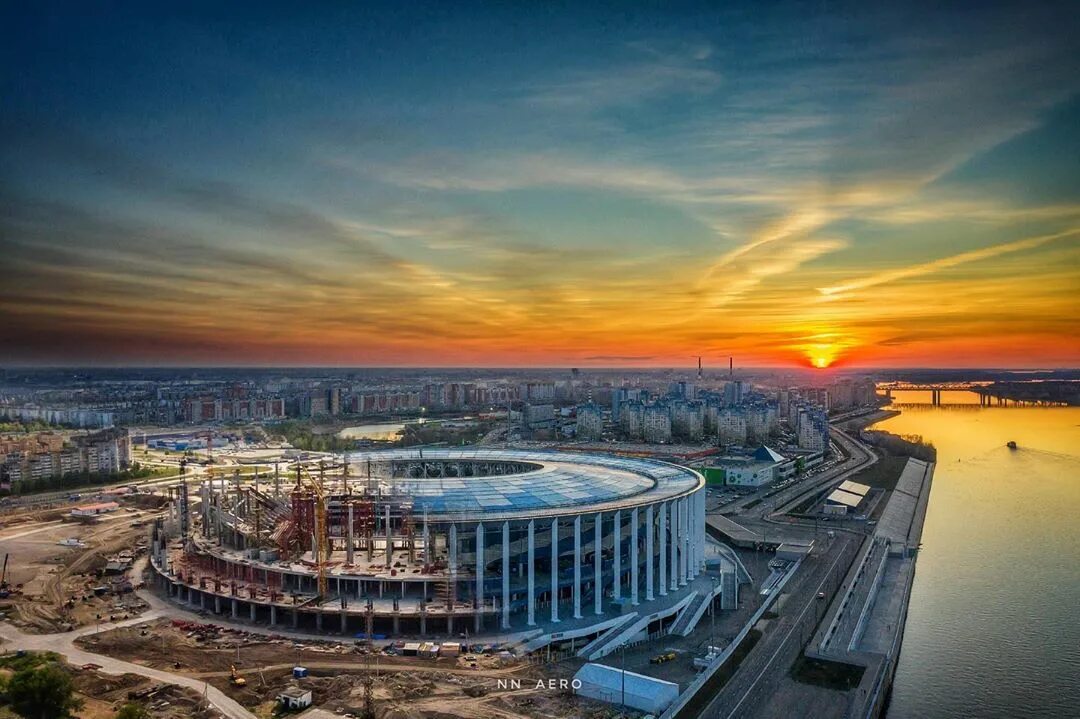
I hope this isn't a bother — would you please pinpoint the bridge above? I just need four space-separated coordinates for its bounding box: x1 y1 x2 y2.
878 383 1069 407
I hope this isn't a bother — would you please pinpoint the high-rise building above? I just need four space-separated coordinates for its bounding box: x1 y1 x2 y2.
575 403 604 440
643 405 672 443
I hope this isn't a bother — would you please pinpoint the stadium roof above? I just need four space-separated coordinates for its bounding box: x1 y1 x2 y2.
343 448 702 520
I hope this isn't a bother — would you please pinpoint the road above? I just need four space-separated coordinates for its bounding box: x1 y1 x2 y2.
694 534 860 719
0 611 255 719
743 426 877 521
0 554 256 719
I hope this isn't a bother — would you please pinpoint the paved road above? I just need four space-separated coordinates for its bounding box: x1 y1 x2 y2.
695 535 860 719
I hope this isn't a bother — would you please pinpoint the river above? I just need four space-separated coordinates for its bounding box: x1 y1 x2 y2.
876 391 1080 718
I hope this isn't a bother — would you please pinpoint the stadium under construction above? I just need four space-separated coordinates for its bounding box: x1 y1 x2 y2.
148 449 746 644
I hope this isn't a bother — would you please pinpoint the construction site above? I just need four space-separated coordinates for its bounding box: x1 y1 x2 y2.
0 447 756 719
0 493 163 634
73 617 600 719
149 448 720 644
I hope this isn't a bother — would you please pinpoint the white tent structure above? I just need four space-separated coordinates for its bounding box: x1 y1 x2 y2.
573 662 679 714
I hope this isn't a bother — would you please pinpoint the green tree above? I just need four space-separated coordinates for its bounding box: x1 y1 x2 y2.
115 703 153 719
5 663 82 719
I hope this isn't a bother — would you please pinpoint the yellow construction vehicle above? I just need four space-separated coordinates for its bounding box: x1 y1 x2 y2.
230 664 247 687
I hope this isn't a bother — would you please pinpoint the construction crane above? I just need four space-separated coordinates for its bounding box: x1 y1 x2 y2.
310 461 330 598
0 553 10 598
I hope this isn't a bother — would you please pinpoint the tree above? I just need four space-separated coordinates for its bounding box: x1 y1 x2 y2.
115 703 153 719
5 663 82 719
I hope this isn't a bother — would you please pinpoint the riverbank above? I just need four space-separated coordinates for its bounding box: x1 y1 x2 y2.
802 457 935 719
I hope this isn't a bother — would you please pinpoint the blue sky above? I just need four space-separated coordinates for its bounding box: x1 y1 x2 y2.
2 2 1078 366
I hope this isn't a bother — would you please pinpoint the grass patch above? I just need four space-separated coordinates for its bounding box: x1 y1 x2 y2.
791 654 865 690
0 651 63 673
846 455 909 491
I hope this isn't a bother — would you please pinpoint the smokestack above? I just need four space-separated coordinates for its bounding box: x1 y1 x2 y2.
697 356 702 380
729 356 733 377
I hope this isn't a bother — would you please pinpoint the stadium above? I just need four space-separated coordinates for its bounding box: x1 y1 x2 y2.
149 449 723 645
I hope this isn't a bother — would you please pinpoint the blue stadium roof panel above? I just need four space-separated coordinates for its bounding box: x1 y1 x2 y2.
343 448 702 519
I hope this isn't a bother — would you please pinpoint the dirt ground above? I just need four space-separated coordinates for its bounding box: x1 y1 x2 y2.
0 653 223 719
77 618 641 719
0 502 158 632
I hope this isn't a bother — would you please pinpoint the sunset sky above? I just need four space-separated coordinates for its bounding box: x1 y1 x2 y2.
2 2 1078 368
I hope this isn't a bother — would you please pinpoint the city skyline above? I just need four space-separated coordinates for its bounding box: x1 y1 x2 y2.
2 3 1079 369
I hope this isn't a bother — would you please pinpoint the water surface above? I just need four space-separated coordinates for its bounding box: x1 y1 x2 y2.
877 394 1079 718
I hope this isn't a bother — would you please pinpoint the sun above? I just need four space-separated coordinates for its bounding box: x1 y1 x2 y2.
812 356 830 369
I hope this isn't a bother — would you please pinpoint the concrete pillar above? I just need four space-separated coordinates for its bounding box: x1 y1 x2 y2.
688 494 696 578
200 592 206 610
659 503 668 596
613 510 621 601
270 605 277 625
630 507 639 605
340 609 347 634
573 515 582 619
501 521 511 630
292 609 298 629
645 505 654 601
385 505 392 567
665 496 673 591
249 602 256 621
449 523 458 574
527 520 536 626
678 497 687 587
423 513 431 565
550 518 559 623
475 522 484 634
346 503 355 565
594 512 603 615
215 595 222 614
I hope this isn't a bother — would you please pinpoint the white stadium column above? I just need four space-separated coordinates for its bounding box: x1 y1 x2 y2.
475 523 484 633
527 520 536 626
679 496 688 586
550 518 560 623
573 515 583 619
594 512 603 615
665 498 673 587
613 510 622 601
688 494 696 578
501 521 510 630
449 523 458 574
645 504 655 601
659 502 668 596
694 491 703 575
630 507 639 605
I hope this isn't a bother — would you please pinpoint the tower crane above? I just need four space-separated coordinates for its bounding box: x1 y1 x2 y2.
309 461 330 598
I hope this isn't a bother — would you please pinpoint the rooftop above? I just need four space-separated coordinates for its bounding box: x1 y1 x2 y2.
343 448 702 520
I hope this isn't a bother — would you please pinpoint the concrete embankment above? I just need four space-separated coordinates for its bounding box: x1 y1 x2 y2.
807 457 935 719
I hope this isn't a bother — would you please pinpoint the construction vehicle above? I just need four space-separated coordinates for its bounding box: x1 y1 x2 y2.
0 554 10 598
650 651 677 665
229 664 247 687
